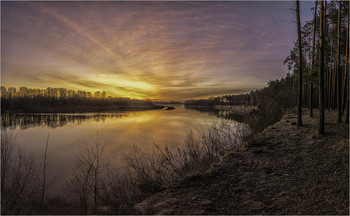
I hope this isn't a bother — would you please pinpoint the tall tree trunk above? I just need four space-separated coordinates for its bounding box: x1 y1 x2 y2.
345 13 349 123
337 1 342 122
296 0 303 126
333 53 337 110
346 100 349 124
310 0 318 117
324 0 330 112
327 53 331 111
329 44 335 111
342 6 349 115
319 0 325 134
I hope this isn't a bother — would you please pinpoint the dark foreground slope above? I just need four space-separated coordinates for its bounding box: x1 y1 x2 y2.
135 110 349 215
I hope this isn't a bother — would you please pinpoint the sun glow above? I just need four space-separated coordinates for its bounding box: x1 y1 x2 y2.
89 74 158 99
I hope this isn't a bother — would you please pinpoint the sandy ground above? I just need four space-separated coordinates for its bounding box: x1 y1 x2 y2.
134 110 349 215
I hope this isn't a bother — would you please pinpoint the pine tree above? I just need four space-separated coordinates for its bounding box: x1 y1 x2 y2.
296 0 303 126
319 0 325 134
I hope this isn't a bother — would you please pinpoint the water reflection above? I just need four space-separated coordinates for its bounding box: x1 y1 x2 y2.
1 113 126 130
1 106 245 131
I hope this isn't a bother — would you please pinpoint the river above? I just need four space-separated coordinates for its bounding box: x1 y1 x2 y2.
1 105 239 197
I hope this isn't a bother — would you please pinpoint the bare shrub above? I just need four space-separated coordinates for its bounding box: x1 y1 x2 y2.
98 167 145 214
1 131 41 214
65 132 109 214
196 120 249 155
121 120 250 206
246 96 284 134
123 145 164 195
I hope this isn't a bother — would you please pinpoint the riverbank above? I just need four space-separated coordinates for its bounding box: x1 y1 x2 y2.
134 110 349 214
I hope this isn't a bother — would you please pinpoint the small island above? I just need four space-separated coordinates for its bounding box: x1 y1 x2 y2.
163 106 175 110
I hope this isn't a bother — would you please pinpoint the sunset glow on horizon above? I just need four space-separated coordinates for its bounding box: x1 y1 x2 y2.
1 1 313 100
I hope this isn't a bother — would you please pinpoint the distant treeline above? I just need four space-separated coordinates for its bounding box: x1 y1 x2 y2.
1 86 109 99
1 86 160 112
154 100 183 105
185 73 297 108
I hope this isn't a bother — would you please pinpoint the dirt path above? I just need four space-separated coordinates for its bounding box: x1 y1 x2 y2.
135 110 349 215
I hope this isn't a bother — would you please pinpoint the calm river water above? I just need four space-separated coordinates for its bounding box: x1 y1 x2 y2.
1 105 237 197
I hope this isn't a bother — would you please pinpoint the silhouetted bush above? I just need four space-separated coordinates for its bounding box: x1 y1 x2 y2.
65 133 109 215
245 96 284 134
1 132 41 214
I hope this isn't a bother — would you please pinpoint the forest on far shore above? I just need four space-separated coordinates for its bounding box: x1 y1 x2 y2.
0 86 161 113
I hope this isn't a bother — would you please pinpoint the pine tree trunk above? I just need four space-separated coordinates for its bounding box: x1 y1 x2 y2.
346 13 349 123
333 56 337 110
310 0 318 117
342 9 349 118
346 101 349 123
324 0 330 112
296 0 303 126
319 0 325 134
327 60 331 111
329 44 335 111
337 1 342 122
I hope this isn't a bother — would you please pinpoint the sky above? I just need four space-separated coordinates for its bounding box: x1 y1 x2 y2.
1 1 314 100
